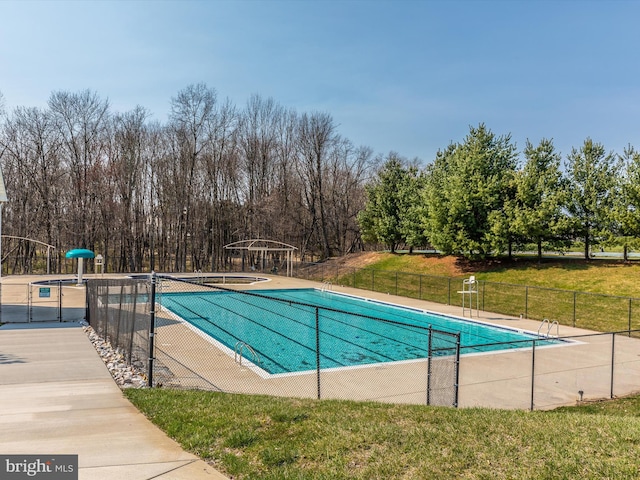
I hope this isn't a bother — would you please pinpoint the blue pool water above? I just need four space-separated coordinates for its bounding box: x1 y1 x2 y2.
160 288 556 374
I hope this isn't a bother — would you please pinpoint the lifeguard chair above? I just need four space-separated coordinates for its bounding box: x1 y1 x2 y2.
458 275 479 317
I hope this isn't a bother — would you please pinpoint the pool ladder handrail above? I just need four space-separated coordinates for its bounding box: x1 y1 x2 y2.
537 318 559 338
321 281 333 292
234 341 261 367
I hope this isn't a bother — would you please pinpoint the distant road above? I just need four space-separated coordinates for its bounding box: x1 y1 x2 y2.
532 251 640 260
400 250 640 260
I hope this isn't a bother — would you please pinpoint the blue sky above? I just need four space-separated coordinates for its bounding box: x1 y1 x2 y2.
1 0 639 164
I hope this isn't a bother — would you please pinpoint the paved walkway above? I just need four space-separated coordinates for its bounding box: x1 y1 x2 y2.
0 321 229 480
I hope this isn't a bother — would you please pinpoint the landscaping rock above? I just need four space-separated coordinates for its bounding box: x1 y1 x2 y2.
82 322 147 388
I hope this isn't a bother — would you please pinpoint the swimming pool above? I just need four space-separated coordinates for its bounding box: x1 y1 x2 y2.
160 288 558 375
128 273 269 284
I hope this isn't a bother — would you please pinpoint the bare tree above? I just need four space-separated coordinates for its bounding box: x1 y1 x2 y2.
48 90 110 252
200 98 239 270
0 106 65 272
108 106 150 271
0 86 377 274
326 141 372 255
236 94 282 240
166 83 217 271
296 111 338 259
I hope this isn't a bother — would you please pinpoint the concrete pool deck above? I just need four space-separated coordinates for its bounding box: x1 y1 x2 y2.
0 320 229 480
149 274 640 410
2 273 640 412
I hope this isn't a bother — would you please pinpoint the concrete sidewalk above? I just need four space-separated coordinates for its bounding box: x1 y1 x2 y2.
0 321 228 480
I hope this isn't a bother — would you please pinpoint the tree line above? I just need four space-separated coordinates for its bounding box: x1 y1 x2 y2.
0 85 374 274
359 123 640 261
2 85 637 274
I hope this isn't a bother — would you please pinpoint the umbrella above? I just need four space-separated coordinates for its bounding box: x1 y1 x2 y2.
65 249 95 285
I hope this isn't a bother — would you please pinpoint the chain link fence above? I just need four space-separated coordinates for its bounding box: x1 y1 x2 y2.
83 275 640 410
293 263 640 333
87 275 461 407
458 330 640 410
86 278 152 374
0 280 87 323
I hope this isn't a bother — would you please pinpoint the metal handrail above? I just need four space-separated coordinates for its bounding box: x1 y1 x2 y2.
548 320 559 337
538 318 559 338
234 341 261 366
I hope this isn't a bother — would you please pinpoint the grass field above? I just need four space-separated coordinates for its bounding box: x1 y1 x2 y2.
123 253 640 479
316 253 640 333
330 252 640 296
124 389 640 479
471 258 640 297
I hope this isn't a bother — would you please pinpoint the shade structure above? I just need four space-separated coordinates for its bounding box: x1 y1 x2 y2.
65 249 95 259
65 249 95 285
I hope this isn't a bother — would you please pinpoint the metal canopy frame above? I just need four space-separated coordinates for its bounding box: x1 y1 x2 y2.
1 235 56 274
224 239 297 276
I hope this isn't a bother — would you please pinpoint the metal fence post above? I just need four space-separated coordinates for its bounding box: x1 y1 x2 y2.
395 272 398 296
128 282 136 365
573 292 577 327
130 282 139 361
525 286 528 319
530 340 536 411
316 307 321 399
426 326 432 405
610 333 615 399
454 333 461 408
115 284 124 345
147 274 157 388
28 284 32 323
58 279 63 322
628 298 632 335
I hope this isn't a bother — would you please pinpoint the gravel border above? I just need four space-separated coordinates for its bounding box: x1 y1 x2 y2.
83 323 148 388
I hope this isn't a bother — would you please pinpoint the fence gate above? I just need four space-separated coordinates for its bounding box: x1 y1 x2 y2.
29 283 62 322
427 329 461 407
0 281 89 323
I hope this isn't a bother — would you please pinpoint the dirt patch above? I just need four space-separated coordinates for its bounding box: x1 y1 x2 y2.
305 252 468 277
324 252 388 269
416 254 466 276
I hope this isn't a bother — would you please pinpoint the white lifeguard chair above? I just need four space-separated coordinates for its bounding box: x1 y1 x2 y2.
458 275 479 317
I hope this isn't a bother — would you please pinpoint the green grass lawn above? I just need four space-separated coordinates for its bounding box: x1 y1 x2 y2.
322 253 640 333
122 253 640 479
356 253 640 297
124 389 640 479
474 259 640 297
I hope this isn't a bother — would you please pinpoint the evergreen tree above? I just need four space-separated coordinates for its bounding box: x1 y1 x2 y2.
423 143 457 254
399 169 428 252
357 154 422 253
424 124 518 258
565 138 619 259
614 145 640 261
510 139 570 261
